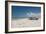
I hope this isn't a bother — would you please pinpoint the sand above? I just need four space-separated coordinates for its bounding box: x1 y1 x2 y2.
11 18 41 28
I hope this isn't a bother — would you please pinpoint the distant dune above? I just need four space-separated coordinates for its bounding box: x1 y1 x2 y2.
11 18 41 28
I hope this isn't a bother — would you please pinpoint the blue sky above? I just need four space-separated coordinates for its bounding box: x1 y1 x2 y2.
12 6 41 18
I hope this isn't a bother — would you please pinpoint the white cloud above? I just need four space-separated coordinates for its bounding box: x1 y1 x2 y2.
27 12 41 18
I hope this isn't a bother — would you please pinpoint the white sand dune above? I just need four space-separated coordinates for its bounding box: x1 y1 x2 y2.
11 18 41 28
